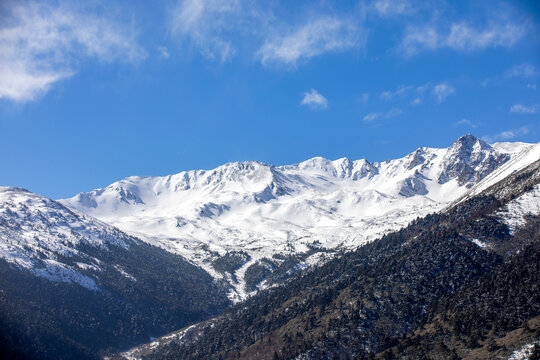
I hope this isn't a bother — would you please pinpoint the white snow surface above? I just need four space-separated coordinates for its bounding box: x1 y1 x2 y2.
508 340 540 360
471 238 489 249
115 323 199 360
464 141 540 199
60 135 535 300
0 186 131 290
497 184 540 234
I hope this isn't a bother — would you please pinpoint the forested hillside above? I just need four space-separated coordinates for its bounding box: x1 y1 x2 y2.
120 160 540 360
0 188 230 359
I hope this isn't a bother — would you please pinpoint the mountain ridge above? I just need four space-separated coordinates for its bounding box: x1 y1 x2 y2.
1 135 538 359
60 135 536 300
0 186 230 359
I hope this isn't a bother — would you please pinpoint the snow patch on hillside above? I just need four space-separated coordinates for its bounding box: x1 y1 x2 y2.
508 340 540 360
497 184 540 234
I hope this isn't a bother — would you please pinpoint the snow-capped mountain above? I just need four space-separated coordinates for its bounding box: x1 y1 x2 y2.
0 186 131 289
115 142 540 360
0 186 229 359
61 135 536 300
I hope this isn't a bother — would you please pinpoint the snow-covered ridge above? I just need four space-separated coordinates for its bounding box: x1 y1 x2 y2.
60 135 535 300
0 186 133 290
460 141 540 200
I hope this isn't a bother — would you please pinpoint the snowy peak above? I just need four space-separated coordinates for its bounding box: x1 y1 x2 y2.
63 135 521 219
331 157 354 178
284 156 378 180
438 134 509 186
0 186 31 196
0 186 134 290
459 141 540 201
404 147 427 170
293 156 335 171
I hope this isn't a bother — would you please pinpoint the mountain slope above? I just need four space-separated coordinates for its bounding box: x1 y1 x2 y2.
116 142 540 360
376 233 540 359
0 187 229 359
61 135 533 300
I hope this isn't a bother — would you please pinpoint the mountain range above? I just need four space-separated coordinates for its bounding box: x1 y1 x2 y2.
0 134 539 359
60 135 534 300
113 137 540 360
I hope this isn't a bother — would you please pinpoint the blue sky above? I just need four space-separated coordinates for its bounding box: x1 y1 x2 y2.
0 0 539 199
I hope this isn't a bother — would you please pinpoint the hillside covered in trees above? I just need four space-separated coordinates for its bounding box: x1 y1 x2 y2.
118 160 540 359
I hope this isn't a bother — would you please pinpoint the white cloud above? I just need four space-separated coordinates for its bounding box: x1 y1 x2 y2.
363 112 380 122
385 108 402 118
380 85 413 100
157 46 170 59
300 89 328 109
446 23 525 50
527 84 537 90
363 108 402 122
432 83 455 104
509 104 539 114
506 63 537 78
373 0 413 17
359 92 369 104
454 118 478 128
482 126 529 143
170 1 365 67
259 17 364 66
379 82 455 105
171 0 240 62
400 22 526 57
399 25 440 56
0 1 146 102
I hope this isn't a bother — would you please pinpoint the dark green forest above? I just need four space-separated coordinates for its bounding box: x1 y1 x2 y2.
0 239 229 359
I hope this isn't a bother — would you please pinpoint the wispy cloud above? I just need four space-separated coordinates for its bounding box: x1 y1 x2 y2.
358 92 370 104
454 118 478 128
380 85 413 100
363 108 402 122
300 89 328 110
527 84 537 90
400 21 527 57
363 112 380 122
380 82 455 104
170 1 365 67
506 63 537 78
372 0 413 17
482 126 529 143
446 23 525 51
259 17 364 66
170 0 241 62
385 108 403 118
510 104 539 114
0 1 146 102
157 46 170 59
432 83 455 104
410 97 421 105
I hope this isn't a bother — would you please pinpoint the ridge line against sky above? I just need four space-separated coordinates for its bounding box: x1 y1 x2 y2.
0 0 539 199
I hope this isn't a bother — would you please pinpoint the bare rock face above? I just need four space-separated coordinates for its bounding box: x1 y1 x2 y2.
398 173 429 197
438 134 510 187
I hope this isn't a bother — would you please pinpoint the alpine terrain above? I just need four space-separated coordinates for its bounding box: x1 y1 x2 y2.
114 138 540 359
62 135 534 301
0 134 538 360
0 187 229 359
